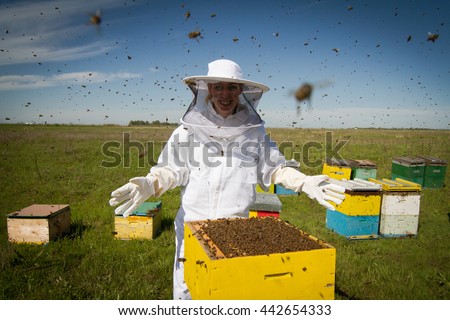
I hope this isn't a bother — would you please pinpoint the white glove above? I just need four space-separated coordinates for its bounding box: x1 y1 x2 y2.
300 175 346 210
109 176 156 217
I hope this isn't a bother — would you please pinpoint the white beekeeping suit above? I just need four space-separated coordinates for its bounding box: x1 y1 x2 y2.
109 59 345 300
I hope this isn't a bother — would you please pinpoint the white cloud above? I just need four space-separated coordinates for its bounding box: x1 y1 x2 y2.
0 71 141 90
0 0 131 65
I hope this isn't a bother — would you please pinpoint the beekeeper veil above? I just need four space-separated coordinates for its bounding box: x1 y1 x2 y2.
181 59 269 146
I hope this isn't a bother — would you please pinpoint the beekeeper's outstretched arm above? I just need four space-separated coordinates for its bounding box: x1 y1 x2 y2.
109 167 180 216
272 166 346 210
109 126 190 217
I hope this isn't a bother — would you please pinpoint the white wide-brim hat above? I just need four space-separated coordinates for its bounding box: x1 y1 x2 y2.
183 59 270 92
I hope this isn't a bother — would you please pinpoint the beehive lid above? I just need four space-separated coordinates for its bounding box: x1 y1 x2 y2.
393 156 426 166
329 178 382 192
129 201 162 216
250 193 282 212
416 156 447 166
325 158 352 167
348 159 377 168
7 204 69 219
368 178 422 191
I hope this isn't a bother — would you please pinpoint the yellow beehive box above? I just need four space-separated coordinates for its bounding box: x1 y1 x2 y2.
329 179 382 216
184 218 336 300
114 201 162 240
322 162 352 180
7 204 71 244
256 183 275 193
334 193 381 216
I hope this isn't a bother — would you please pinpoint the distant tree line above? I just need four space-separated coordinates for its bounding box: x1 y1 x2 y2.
128 120 178 127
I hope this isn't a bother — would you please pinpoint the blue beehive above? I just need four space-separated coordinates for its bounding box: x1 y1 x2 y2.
325 179 381 240
326 209 379 240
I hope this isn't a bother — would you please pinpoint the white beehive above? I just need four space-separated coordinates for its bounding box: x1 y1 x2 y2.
369 178 421 237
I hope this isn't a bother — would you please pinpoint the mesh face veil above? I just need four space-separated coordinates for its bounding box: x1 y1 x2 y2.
180 59 269 145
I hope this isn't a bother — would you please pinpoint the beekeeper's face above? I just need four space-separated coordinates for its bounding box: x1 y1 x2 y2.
208 82 242 118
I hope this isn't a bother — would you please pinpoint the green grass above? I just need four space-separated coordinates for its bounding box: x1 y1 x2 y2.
0 124 449 300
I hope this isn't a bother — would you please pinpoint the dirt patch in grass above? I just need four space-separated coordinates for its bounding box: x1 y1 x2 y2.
197 217 325 258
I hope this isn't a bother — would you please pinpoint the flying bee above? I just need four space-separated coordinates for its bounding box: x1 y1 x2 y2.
295 83 313 103
188 30 203 42
233 37 239 43
426 32 439 42
184 11 191 20
87 9 102 34
292 80 332 116
89 9 101 26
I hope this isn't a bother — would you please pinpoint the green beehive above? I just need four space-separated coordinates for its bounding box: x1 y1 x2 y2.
349 159 377 180
417 156 447 188
391 157 425 185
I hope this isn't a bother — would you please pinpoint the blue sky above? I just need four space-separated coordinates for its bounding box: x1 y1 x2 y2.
0 0 449 128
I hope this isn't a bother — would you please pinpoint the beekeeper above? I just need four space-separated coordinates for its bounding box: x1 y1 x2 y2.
109 59 346 300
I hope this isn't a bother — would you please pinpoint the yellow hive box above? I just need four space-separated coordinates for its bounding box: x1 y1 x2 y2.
114 201 162 240
334 192 381 216
7 204 71 244
322 163 352 180
256 183 275 193
184 219 336 300
328 178 382 216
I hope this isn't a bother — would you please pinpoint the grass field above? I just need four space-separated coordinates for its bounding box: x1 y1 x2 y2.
0 124 449 300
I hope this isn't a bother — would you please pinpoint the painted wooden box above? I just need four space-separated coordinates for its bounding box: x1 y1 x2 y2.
7 204 71 244
391 156 425 186
249 193 282 218
184 218 336 300
349 159 377 180
322 159 352 180
256 183 275 194
114 201 162 240
275 184 298 195
379 215 419 238
369 178 421 237
326 179 381 239
329 179 382 216
417 156 447 189
326 208 379 240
